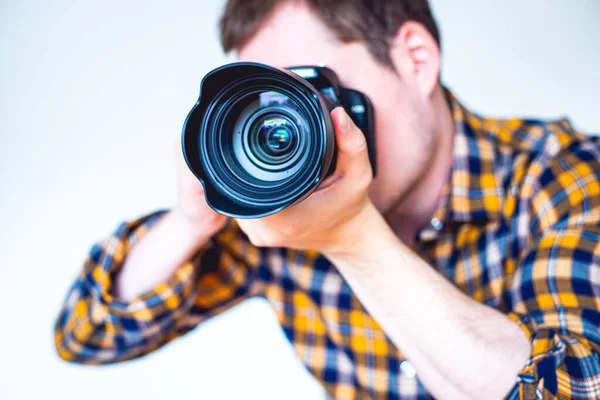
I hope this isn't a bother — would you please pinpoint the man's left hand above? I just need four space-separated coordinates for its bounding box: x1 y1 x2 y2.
236 107 375 255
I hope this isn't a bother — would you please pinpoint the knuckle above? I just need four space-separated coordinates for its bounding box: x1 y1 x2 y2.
362 172 373 188
353 143 368 159
355 169 372 190
349 134 368 157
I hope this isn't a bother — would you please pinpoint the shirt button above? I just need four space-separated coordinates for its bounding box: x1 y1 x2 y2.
399 360 417 377
430 217 442 231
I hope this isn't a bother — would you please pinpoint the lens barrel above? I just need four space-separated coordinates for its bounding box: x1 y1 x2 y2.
182 62 336 218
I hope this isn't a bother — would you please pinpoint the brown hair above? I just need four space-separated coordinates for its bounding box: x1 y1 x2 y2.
219 0 441 69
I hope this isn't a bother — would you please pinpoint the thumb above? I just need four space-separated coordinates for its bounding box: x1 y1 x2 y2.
330 107 370 176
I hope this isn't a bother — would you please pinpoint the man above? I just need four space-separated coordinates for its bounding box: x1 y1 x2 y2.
54 0 600 399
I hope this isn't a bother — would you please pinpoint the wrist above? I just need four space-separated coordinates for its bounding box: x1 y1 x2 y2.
324 201 392 260
170 207 220 244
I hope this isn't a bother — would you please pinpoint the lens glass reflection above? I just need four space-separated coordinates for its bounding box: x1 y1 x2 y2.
228 89 309 181
260 119 293 153
251 114 298 164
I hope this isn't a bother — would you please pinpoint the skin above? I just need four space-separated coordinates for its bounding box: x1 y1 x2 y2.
115 2 532 399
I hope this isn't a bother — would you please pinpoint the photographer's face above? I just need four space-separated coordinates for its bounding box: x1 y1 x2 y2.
237 1 443 214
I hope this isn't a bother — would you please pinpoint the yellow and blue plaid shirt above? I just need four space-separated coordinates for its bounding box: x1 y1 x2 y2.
55 91 600 399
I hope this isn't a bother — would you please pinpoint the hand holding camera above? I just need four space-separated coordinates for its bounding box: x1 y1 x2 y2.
236 106 375 254
180 62 378 253
175 140 228 241
182 62 377 218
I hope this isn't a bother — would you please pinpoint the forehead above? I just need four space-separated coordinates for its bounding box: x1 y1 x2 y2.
236 2 342 69
234 1 393 97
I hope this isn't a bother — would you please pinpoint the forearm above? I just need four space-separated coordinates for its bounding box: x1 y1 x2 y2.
325 206 531 400
115 208 212 301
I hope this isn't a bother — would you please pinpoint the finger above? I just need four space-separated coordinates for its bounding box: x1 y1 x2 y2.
330 107 371 178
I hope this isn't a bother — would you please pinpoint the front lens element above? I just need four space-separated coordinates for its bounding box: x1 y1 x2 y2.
252 114 298 163
230 90 309 181
260 119 294 153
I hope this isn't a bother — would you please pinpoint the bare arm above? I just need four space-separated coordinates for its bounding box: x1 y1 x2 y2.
115 143 228 301
324 205 531 400
54 143 232 364
234 109 531 399
114 208 216 301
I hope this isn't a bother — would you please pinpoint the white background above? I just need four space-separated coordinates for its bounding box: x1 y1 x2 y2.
1 1 599 399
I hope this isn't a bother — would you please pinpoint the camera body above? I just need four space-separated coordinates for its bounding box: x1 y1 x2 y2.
182 62 376 218
286 65 376 177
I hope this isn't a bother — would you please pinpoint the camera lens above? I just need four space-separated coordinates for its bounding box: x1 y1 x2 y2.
260 119 294 154
250 112 298 165
229 90 309 182
182 63 336 218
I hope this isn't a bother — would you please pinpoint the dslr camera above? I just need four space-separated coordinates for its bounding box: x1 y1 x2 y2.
182 62 376 218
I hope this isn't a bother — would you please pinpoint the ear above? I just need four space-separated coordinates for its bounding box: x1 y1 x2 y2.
389 21 441 99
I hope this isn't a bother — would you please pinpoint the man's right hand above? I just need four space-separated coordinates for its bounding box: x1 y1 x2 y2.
175 141 229 237
113 142 228 302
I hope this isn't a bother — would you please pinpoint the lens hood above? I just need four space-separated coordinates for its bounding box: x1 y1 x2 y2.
182 62 336 218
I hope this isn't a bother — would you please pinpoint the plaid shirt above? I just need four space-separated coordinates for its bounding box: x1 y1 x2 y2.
55 91 600 399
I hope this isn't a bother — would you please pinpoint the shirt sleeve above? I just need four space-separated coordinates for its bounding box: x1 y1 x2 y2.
504 138 600 399
505 226 600 399
54 210 260 364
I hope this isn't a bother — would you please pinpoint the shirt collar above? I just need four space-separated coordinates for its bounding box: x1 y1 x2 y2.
417 89 505 242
